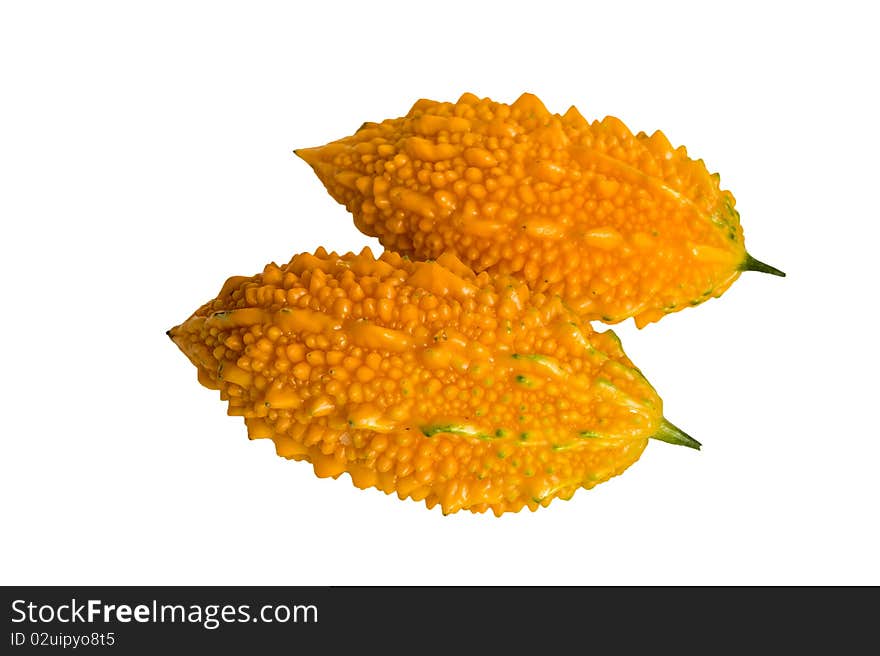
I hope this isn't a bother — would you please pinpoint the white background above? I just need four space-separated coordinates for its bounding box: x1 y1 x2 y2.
2 1 877 586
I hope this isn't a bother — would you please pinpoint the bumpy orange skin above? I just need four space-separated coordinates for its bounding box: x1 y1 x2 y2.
169 248 663 515
297 92 748 327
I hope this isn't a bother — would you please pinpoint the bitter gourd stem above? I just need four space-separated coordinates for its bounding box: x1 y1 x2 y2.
740 253 786 277
651 419 701 450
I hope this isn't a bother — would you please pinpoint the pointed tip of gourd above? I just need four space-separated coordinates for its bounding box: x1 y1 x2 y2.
651 419 701 450
294 147 320 167
740 253 786 277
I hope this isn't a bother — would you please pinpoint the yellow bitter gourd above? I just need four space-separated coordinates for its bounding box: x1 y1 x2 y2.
296 92 784 328
168 247 698 515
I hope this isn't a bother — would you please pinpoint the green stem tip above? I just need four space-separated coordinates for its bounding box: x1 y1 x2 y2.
651 419 701 450
740 253 786 277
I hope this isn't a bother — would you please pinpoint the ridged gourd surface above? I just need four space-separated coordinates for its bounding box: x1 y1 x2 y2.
169 248 666 515
297 92 774 327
